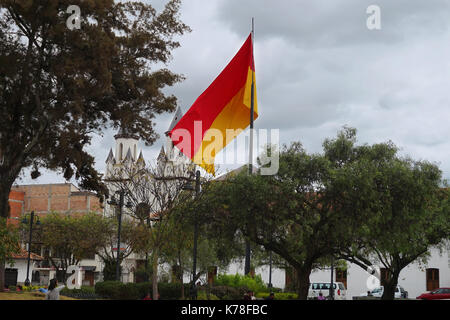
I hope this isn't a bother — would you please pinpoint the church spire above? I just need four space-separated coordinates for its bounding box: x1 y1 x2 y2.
124 147 133 162
157 146 166 162
105 148 115 164
137 150 145 162
165 106 184 136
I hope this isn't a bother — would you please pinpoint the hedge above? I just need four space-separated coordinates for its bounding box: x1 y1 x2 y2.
255 292 298 300
61 286 100 300
94 281 190 300
208 285 246 300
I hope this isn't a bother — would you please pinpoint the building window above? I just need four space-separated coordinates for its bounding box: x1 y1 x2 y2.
426 268 439 291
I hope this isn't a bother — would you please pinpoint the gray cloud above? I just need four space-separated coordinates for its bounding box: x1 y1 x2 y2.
18 0 450 185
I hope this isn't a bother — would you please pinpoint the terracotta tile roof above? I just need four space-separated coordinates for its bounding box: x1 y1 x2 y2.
11 248 44 261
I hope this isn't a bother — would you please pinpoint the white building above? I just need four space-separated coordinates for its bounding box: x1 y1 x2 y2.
5 248 43 287
308 246 450 299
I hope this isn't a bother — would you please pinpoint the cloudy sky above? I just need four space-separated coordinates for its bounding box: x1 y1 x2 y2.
17 0 450 185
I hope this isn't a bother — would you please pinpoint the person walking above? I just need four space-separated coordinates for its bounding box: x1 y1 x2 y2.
45 278 65 300
317 292 325 300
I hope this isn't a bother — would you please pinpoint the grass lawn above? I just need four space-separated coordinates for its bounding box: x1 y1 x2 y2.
0 291 77 300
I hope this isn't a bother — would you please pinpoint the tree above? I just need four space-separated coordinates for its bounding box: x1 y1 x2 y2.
198 146 344 300
106 157 195 300
95 218 149 282
37 212 111 281
158 188 244 299
0 0 190 288
337 158 450 300
317 127 450 300
0 218 20 270
197 127 450 300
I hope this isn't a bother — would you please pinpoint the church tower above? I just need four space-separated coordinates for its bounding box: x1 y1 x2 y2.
105 126 144 179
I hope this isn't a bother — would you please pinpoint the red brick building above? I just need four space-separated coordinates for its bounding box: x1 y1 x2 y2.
5 183 103 287
8 183 102 221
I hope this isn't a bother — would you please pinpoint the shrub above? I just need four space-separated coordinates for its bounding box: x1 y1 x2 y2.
118 283 140 300
214 274 267 293
61 286 99 300
135 282 152 299
94 281 190 300
8 285 16 292
209 285 242 300
255 292 298 300
158 282 190 300
197 291 219 300
95 281 122 299
22 285 41 292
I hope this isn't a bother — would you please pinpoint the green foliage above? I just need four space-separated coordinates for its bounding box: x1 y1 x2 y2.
197 291 219 300
0 218 20 264
22 285 44 292
61 286 99 300
118 283 140 300
198 126 450 300
255 292 298 300
37 212 113 279
94 281 190 300
95 281 122 300
209 285 243 300
102 260 122 282
0 0 191 202
214 274 268 293
158 282 191 300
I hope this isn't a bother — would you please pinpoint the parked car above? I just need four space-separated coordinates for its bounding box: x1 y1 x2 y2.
308 282 347 300
360 285 408 299
416 288 450 300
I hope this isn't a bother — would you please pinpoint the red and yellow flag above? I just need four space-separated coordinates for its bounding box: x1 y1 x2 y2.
169 34 258 174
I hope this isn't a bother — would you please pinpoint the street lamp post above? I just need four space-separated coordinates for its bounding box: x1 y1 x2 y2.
268 251 273 288
108 190 132 282
22 211 40 287
330 256 335 300
183 170 201 300
192 170 200 299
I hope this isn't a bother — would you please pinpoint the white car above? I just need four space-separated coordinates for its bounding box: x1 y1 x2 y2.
308 282 347 300
360 285 408 299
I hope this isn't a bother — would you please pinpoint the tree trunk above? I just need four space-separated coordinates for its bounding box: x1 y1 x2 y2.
0 260 5 291
152 249 159 300
0 193 10 291
296 266 312 300
381 269 400 300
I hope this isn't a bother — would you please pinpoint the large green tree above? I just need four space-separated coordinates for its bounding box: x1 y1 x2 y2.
337 158 450 300
198 144 343 300
198 128 450 300
0 0 189 288
321 128 450 300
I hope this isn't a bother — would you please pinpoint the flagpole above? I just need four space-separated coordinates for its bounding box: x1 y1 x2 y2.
245 17 255 276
